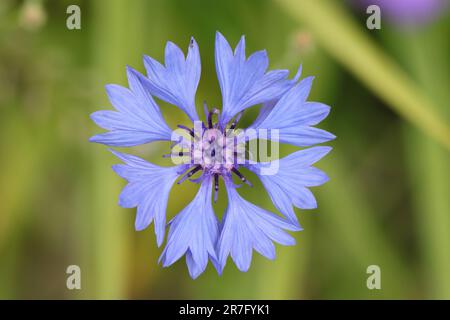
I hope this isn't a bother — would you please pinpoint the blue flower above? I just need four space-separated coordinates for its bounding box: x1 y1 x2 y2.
90 32 334 279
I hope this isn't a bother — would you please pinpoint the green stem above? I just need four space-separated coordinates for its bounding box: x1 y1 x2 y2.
276 0 450 150
85 0 149 299
388 27 450 299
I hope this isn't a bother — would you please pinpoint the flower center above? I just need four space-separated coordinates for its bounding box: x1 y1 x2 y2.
167 106 252 202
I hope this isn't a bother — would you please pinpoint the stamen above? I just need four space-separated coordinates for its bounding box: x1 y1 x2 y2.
170 135 184 149
189 173 204 184
233 136 238 163
162 151 186 158
177 165 202 184
177 124 195 138
169 106 250 200
203 101 209 123
214 174 219 203
231 167 253 187
208 108 219 129
229 111 244 130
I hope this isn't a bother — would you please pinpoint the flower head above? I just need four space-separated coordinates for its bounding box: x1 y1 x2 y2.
90 32 335 278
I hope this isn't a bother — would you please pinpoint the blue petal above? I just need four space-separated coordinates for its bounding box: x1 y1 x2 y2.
275 127 336 147
250 77 335 147
185 251 203 279
143 37 200 121
110 150 180 246
159 177 219 279
250 100 277 129
247 147 332 225
90 67 172 147
217 179 301 273
215 32 300 126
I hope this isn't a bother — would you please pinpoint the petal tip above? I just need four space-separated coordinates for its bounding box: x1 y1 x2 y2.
88 135 101 144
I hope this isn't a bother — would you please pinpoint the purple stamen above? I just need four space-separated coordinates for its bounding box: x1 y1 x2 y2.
168 108 252 197
214 174 219 203
229 111 244 130
177 124 195 138
189 173 205 184
177 165 202 184
203 101 209 122
162 151 186 158
231 167 253 187
208 108 219 129
170 135 184 149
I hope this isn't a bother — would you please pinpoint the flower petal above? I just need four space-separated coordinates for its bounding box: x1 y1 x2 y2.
143 37 201 121
247 147 332 225
90 67 172 147
110 150 181 246
250 77 335 147
250 100 276 129
215 32 300 126
217 178 300 273
159 177 219 279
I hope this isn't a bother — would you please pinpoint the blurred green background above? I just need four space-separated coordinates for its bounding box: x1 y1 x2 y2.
0 0 449 299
